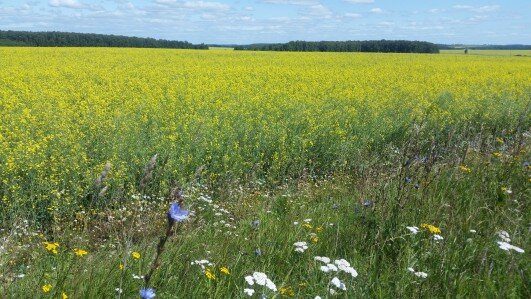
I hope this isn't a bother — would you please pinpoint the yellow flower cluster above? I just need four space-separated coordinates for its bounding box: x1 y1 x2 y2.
0 47 528 217
420 223 442 234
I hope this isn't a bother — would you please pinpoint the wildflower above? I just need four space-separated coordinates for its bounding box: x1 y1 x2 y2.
205 268 216 280
255 248 262 256
406 226 419 234
493 152 502 158
315 296 322 299
320 264 338 273
243 288 255 296
497 241 524 253
362 199 374 208
420 223 441 234
132 274 144 279
140 288 156 299
304 219 312 223
220 266 230 275
496 137 504 144
469 229 477 233
245 275 255 286
279 286 295 296
42 284 52 293
132 251 141 260
414 182 420 189
302 223 313 229
168 202 189 222
459 165 471 173
407 267 428 278
119 263 124 270
310 235 319 243
501 187 512 194
294 241 309 253
293 221 299 225
330 277 346 291
74 248 88 257
334 259 358 277
315 226 323 233
314 256 331 264
43 242 59 254
433 234 444 241
251 219 260 229
405 176 412 183
245 272 277 292
497 230 511 242
115 288 123 294
62 292 68 299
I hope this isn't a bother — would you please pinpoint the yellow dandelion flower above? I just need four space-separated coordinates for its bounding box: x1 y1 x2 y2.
310 236 319 243
496 137 504 144
315 226 324 233
302 223 312 229
279 286 295 296
42 284 52 293
458 165 471 173
220 266 230 275
43 242 59 254
74 248 88 257
119 263 124 270
62 292 68 299
205 268 216 280
420 223 441 234
492 152 502 158
132 251 141 260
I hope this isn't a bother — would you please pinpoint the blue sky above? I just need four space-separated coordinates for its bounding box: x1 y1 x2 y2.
0 0 529 44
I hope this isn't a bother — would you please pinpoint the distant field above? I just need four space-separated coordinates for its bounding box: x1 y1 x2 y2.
441 49 531 56
0 47 529 298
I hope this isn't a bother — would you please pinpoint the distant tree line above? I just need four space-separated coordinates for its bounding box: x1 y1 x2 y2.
437 44 531 50
0 30 208 49
234 40 439 53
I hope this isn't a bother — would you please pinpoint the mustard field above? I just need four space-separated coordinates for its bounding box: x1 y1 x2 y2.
0 48 529 298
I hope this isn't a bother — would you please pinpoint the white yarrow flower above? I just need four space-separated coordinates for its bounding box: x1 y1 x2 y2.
245 275 255 286
330 277 347 291
497 230 511 242
497 241 524 253
243 288 255 296
314 256 331 264
406 226 420 234
433 234 444 241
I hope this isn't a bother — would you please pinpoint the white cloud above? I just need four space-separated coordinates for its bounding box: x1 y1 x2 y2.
453 4 500 13
183 1 229 11
49 0 84 9
369 7 382 13
344 0 374 3
344 13 362 18
263 0 319 5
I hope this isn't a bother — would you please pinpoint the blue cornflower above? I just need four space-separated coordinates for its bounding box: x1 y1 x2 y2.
405 177 412 183
251 219 260 229
140 288 156 299
362 200 374 208
414 182 420 189
168 202 189 222
255 248 262 256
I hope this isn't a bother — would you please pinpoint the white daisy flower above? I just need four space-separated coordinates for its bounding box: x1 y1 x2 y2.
406 226 420 234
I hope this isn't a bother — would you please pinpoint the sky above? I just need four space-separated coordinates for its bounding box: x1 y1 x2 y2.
0 0 529 44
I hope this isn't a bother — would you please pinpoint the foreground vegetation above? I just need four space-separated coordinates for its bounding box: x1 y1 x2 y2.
0 47 529 297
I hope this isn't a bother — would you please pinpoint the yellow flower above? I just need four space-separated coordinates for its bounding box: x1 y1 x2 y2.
42 284 52 293
298 282 307 288
220 266 230 275
74 248 88 257
492 152 502 158
496 137 504 144
279 286 295 296
310 236 319 243
205 268 216 280
302 223 312 229
62 292 68 299
315 226 324 233
119 263 124 270
132 251 141 260
458 165 471 173
43 242 59 254
420 223 441 234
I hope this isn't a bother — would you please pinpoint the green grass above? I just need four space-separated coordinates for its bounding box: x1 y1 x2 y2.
2 122 529 298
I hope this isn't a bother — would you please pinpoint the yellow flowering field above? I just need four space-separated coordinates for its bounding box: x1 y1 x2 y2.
0 47 529 219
